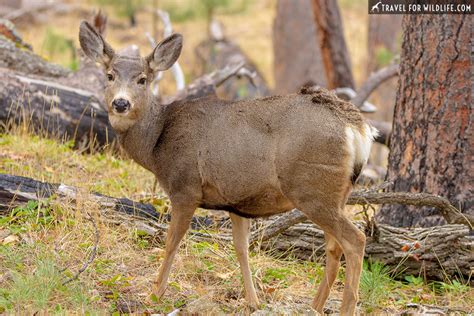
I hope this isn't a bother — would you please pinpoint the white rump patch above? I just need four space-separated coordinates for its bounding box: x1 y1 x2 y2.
345 124 379 172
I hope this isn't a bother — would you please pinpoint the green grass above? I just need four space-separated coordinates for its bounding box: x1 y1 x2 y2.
0 244 93 314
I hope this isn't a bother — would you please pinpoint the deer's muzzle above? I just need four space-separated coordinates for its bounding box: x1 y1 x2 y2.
112 98 131 113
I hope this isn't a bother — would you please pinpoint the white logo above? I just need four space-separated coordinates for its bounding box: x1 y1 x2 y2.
371 1 382 12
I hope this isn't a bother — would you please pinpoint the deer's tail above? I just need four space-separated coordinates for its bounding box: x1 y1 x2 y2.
345 123 379 184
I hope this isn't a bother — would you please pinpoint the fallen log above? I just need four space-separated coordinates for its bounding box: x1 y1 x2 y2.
264 221 473 280
0 173 216 231
0 33 68 77
1 173 472 279
0 68 114 151
0 60 252 150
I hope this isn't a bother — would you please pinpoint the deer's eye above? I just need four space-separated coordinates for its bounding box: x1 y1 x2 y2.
107 73 114 81
137 77 146 85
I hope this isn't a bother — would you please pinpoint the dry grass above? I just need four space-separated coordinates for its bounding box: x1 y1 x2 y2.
0 129 329 314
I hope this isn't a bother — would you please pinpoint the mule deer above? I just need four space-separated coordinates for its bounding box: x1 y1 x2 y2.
79 21 377 315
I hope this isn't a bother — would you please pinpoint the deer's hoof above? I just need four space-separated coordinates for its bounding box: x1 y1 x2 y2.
147 285 167 305
247 297 260 311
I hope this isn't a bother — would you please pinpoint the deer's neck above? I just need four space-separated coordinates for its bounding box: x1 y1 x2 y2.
115 103 165 173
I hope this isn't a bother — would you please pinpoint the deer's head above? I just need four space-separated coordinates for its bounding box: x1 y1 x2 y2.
78 21 182 132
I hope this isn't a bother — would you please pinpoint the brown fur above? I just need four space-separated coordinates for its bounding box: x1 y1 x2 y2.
79 21 374 315
300 86 365 129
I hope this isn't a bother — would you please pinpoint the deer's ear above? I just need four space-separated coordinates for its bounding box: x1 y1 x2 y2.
146 33 183 72
79 21 114 67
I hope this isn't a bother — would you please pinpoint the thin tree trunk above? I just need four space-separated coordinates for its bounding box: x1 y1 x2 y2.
310 0 354 89
273 0 326 93
376 14 473 227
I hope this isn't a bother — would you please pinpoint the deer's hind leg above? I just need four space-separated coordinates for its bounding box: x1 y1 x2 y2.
312 233 343 313
295 201 365 316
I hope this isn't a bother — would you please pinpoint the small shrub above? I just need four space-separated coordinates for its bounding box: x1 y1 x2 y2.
360 261 393 312
404 274 424 286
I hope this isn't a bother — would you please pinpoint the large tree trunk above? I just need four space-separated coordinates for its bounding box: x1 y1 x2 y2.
376 15 473 227
272 0 326 93
310 0 354 89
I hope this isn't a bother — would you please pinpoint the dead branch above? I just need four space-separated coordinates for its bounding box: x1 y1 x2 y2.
333 87 377 113
194 19 271 99
348 190 473 228
351 64 399 108
146 10 185 96
251 189 472 245
170 61 247 102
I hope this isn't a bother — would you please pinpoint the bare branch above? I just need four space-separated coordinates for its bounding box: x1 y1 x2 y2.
155 10 185 91
351 64 399 107
349 190 473 228
334 87 377 113
170 61 246 102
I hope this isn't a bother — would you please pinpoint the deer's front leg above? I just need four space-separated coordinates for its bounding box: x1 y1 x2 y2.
230 213 260 308
153 204 195 299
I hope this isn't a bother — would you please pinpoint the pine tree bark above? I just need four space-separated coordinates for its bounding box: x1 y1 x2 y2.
272 0 326 93
376 15 473 227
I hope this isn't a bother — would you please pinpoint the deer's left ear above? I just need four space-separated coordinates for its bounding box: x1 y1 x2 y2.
79 21 115 67
146 33 183 72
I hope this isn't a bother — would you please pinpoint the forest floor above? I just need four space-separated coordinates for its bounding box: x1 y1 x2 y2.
0 128 472 314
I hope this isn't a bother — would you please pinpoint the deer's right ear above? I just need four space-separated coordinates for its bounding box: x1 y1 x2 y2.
79 21 114 67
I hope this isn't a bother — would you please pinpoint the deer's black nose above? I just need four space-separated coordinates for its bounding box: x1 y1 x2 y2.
112 98 130 113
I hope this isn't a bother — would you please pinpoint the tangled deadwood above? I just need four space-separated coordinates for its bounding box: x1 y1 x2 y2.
261 220 472 280
1 173 471 279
